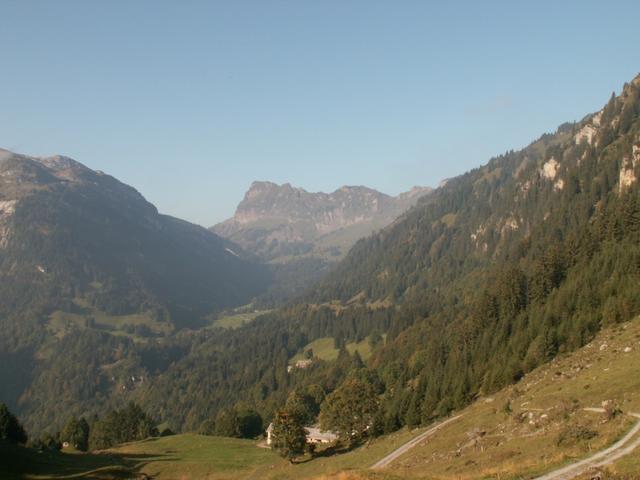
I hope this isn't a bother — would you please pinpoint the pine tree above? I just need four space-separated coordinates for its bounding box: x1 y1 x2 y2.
60 416 90 451
0 403 27 444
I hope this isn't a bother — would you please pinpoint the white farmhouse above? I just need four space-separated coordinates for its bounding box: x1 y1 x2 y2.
265 423 337 446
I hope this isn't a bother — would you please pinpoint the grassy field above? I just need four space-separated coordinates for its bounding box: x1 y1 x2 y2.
262 428 422 480
1 440 134 480
2 431 424 480
209 309 270 330
109 430 424 480
290 336 380 364
47 304 171 341
2 435 283 480
49 300 267 340
107 434 280 479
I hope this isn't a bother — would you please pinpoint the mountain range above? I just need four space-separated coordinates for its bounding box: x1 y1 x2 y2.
1 72 639 446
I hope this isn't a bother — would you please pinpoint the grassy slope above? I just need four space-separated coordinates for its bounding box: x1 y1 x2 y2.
590 453 640 479
5 435 282 480
5 431 422 480
106 434 279 479
261 428 420 480
47 297 171 342
367 317 640 480
1 440 134 480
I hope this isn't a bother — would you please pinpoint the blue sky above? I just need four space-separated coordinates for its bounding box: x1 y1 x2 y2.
1 1 639 226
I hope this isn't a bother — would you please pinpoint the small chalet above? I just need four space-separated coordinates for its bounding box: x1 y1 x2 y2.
266 423 337 446
304 426 338 444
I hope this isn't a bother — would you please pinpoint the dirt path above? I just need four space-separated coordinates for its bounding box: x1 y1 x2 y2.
533 413 640 480
370 415 463 469
369 412 640 478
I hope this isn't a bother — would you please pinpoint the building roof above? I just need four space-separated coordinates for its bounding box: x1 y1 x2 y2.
305 427 338 442
266 422 337 442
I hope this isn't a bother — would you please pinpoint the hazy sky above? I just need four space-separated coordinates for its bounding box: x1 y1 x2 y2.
1 1 639 226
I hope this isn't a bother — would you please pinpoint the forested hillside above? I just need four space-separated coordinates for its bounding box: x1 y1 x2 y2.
0 151 269 432
3 73 640 440
141 73 640 432
309 75 640 418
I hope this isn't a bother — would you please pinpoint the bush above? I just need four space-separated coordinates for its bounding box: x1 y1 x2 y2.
603 400 622 421
556 424 598 446
213 406 263 439
198 419 216 436
89 403 157 450
29 432 61 451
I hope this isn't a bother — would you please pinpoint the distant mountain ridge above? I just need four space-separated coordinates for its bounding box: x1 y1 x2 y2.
0 148 268 334
212 181 432 262
211 181 432 305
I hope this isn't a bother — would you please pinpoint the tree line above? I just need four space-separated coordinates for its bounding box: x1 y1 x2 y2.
0 401 159 453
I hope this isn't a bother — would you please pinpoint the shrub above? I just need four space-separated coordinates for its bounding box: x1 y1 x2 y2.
556 424 598 446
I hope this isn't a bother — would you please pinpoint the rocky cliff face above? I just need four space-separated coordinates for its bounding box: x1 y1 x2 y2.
213 181 432 262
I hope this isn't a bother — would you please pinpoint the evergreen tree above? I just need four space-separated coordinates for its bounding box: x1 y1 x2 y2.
60 416 90 451
0 403 27 444
235 407 263 438
214 408 239 437
212 406 263 438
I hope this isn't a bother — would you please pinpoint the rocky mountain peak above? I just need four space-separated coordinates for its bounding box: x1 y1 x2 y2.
0 149 152 213
213 181 433 263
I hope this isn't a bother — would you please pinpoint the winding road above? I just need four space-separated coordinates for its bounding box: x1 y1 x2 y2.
532 413 640 480
369 413 640 479
370 415 463 469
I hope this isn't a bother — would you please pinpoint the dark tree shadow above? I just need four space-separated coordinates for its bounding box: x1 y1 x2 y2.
291 442 355 464
1 441 170 480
